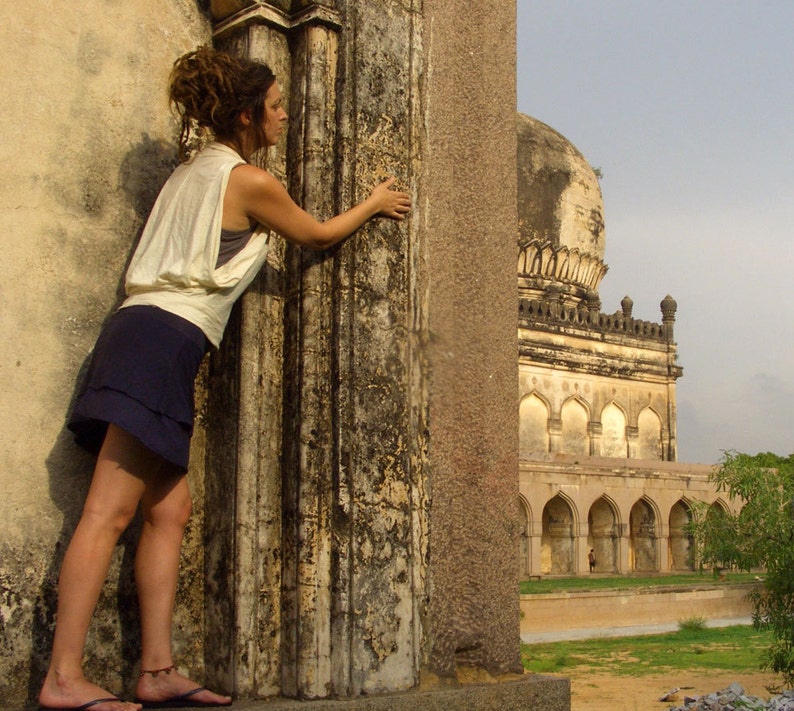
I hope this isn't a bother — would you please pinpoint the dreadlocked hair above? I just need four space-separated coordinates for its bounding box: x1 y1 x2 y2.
169 46 276 161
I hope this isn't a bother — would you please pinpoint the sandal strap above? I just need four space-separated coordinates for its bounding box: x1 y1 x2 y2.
77 698 122 711
174 687 207 701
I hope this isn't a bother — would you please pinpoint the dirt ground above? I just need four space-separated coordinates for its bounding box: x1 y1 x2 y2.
561 669 781 711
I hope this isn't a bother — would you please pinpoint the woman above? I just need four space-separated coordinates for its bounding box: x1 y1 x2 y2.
39 46 410 711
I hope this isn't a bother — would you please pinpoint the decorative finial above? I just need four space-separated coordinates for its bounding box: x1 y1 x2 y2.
621 295 633 318
660 294 677 322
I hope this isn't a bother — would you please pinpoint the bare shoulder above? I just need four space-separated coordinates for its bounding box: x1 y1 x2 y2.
228 164 281 194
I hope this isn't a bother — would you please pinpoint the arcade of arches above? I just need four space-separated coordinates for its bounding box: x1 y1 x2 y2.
520 392 669 460
518 457 735 577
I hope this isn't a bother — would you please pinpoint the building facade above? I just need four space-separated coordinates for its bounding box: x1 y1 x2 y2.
516 114 732 577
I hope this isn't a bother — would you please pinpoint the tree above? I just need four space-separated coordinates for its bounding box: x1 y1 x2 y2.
688 451 794 685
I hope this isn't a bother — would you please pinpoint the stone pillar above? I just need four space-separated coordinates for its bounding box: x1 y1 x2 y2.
205 0 524 701
422 0 522 678
548 417 563 453
205 4 299 699
576 524 589 575
530 522 543 577
588 421 602 456
207 0 426 699
626 425 639 459
657 523 670 573
618 522 630 573
328 1 424 696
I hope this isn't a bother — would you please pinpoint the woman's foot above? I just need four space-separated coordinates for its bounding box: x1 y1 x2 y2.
39 670 141 711
135 666 231 707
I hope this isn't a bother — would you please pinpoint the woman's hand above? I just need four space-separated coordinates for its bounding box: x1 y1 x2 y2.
369 177 412 220
227 165 412 250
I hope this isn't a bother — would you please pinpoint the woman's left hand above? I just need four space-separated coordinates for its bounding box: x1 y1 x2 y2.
369 177 412 220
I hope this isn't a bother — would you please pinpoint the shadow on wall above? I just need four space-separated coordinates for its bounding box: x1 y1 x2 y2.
195 0 212 20
116 134 182 300
29 135 179 705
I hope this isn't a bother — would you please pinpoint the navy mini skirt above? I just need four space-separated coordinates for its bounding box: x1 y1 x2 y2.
68 305 208 472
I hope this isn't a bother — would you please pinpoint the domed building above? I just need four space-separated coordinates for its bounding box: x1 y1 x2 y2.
516 114 727 577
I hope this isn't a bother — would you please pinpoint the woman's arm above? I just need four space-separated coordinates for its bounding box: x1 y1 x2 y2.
225 165 411 250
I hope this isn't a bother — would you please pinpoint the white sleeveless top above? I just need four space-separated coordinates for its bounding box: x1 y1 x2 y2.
122 142 270 347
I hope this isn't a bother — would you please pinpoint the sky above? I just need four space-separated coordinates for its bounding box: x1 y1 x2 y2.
516 0 794 465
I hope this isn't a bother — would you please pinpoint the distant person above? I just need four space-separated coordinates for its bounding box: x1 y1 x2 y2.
588 549 596 573
38 46 410 711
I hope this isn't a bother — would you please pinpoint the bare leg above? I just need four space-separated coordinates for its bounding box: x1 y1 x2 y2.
39 424 153 711
133 471 231 706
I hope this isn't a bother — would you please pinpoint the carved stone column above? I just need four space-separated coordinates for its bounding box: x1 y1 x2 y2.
279 13 342 701
206 0 424 700
331 2 424 695
626 425 639 459
205 6 296 699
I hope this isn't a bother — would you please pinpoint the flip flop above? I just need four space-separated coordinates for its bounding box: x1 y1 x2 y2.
39 698 123 711
137 688 232 708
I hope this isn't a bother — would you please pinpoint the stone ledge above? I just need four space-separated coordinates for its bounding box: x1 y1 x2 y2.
230 675 570 711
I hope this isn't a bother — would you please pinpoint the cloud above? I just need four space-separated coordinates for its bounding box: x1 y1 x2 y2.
678 372 794 463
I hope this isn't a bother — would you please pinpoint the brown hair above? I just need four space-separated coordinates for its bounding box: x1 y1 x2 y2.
169 46 276 161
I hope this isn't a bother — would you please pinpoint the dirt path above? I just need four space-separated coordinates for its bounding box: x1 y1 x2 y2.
559 669 780 711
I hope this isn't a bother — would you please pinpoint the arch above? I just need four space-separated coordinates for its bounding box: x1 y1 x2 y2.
704 500 735 570
637 406 663 460
560 396 589 456
541 494 576 575
519 495 532 579
629 496 658 572
708 499 730 516
600 402 627 457
588 496 619 573
519 392 550 458
668 498 694 570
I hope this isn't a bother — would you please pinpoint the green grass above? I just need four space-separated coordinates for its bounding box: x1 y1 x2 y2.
520 572 760 595
521 625 770 677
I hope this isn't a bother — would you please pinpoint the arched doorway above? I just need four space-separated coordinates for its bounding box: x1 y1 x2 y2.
588 497 619 573
637 407 663 460
541 495 575 574
560 398 589 456
669 499 694 570
629 498 658 571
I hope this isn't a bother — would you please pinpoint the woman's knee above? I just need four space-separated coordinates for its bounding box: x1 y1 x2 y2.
143 475 193 530
164 491 193 530
80 497 139 537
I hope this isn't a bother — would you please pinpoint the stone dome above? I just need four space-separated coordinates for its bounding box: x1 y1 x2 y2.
517 113 608 306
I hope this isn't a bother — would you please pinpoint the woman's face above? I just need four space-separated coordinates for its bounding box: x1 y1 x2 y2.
262 82 287 147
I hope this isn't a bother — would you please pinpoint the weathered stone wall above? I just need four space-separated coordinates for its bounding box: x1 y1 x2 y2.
0 3 211 705
1 1 525 707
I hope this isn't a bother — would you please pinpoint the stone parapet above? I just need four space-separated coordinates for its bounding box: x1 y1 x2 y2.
519 297 678 349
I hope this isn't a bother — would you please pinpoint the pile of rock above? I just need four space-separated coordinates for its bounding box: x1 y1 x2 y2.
665 682 794 710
